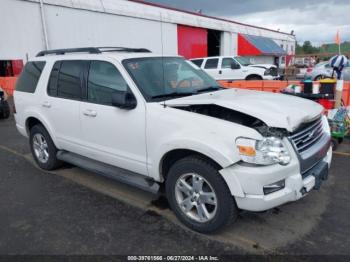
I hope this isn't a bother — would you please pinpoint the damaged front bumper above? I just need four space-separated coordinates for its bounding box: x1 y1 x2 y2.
219 144 332 212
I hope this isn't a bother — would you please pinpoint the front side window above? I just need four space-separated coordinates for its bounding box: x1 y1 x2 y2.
221 58 235 69
88 61 128 105
15 61 46 93
123 57 220 101
204 58 219 69
56 61 84 100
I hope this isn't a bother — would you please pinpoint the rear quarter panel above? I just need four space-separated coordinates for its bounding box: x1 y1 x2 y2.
14 60 59 144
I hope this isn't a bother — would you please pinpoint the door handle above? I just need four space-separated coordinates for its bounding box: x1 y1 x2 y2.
83 109 97 117
219 70 222 74
42 101 51 108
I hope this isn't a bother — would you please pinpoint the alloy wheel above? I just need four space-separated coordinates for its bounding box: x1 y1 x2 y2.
175 173 217 223
32 133 49 164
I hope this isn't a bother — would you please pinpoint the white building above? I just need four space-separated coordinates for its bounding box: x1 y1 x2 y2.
0 0 296 76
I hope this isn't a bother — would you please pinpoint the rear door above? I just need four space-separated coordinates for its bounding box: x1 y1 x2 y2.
79 59 147 175
203 58 220 79
44 60 86 152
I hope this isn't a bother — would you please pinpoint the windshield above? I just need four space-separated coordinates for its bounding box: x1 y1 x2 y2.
123 57 221 101
235 56 251 66
315 61 328 68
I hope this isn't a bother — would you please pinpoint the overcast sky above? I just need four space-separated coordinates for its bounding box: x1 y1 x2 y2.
144 0 350 46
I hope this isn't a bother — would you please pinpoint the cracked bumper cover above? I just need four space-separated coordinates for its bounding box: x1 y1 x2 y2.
219 144 332 212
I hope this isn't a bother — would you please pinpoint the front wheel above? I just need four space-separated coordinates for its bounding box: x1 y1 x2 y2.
166 156 238 233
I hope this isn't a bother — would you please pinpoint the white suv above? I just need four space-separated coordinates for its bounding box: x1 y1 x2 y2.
14 47 332 233
190 56 278 81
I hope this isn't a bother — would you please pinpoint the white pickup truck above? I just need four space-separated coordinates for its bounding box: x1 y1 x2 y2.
190 56 279 81
14 47 331 233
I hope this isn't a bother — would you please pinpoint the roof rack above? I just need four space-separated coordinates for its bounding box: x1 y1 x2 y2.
36 47 151 57
97 47 151 53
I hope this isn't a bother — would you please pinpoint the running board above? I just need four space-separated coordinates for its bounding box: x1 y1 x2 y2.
56 151 160 194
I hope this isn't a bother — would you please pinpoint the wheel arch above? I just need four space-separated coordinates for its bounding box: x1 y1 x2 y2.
245 74 263 80
160 149 223 182
26 117 44 134
25 116 59 148
313 75 325 81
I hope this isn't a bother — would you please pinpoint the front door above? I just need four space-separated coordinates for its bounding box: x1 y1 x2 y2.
79 59 147 176
220 57 242 80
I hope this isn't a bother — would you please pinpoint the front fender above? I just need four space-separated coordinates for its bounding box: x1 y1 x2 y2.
149 136 241 182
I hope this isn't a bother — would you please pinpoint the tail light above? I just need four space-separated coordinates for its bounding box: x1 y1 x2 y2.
306 67 313 73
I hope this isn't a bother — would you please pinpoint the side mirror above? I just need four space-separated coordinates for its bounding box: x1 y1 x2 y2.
231 63 241 70
111 90 137 110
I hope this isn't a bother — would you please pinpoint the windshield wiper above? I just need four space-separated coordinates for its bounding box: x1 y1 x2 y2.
196 86 223 93
151 92 194 99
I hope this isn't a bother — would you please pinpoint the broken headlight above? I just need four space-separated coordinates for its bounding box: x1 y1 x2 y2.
236 137 291 165
264 68 272 76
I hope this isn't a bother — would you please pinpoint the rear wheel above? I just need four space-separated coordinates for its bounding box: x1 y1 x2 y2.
29 124 63 170
166 156 237 233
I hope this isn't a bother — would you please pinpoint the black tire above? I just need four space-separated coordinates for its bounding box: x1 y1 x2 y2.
314 75 324 81
29 124 63 170
0 100 10 119
166 155 238 233
246 75 262 81
331 138 339 150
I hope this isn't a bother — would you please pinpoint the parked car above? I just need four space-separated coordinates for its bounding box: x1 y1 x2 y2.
304 61 350 81
0 87 10 119
14 47 332 233
190 56 279 81
294 57 314 68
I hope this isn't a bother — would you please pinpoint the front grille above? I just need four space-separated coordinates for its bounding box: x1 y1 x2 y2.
289 117 324 154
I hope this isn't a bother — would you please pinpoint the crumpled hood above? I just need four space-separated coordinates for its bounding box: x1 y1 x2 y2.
248 64 276 69
165 88 323 132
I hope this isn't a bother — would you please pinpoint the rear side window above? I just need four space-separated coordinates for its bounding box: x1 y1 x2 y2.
15 61 46 93
191 59 204 67
204 58 219 69
57 61 84 100
87 61 128 105
48 60 86 100
47 62 60 96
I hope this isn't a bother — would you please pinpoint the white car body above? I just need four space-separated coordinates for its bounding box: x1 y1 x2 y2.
304 61 350 81
14 51 331 215
190 56 278 81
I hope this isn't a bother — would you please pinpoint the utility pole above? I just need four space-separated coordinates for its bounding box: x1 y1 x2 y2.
39 0 49 50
